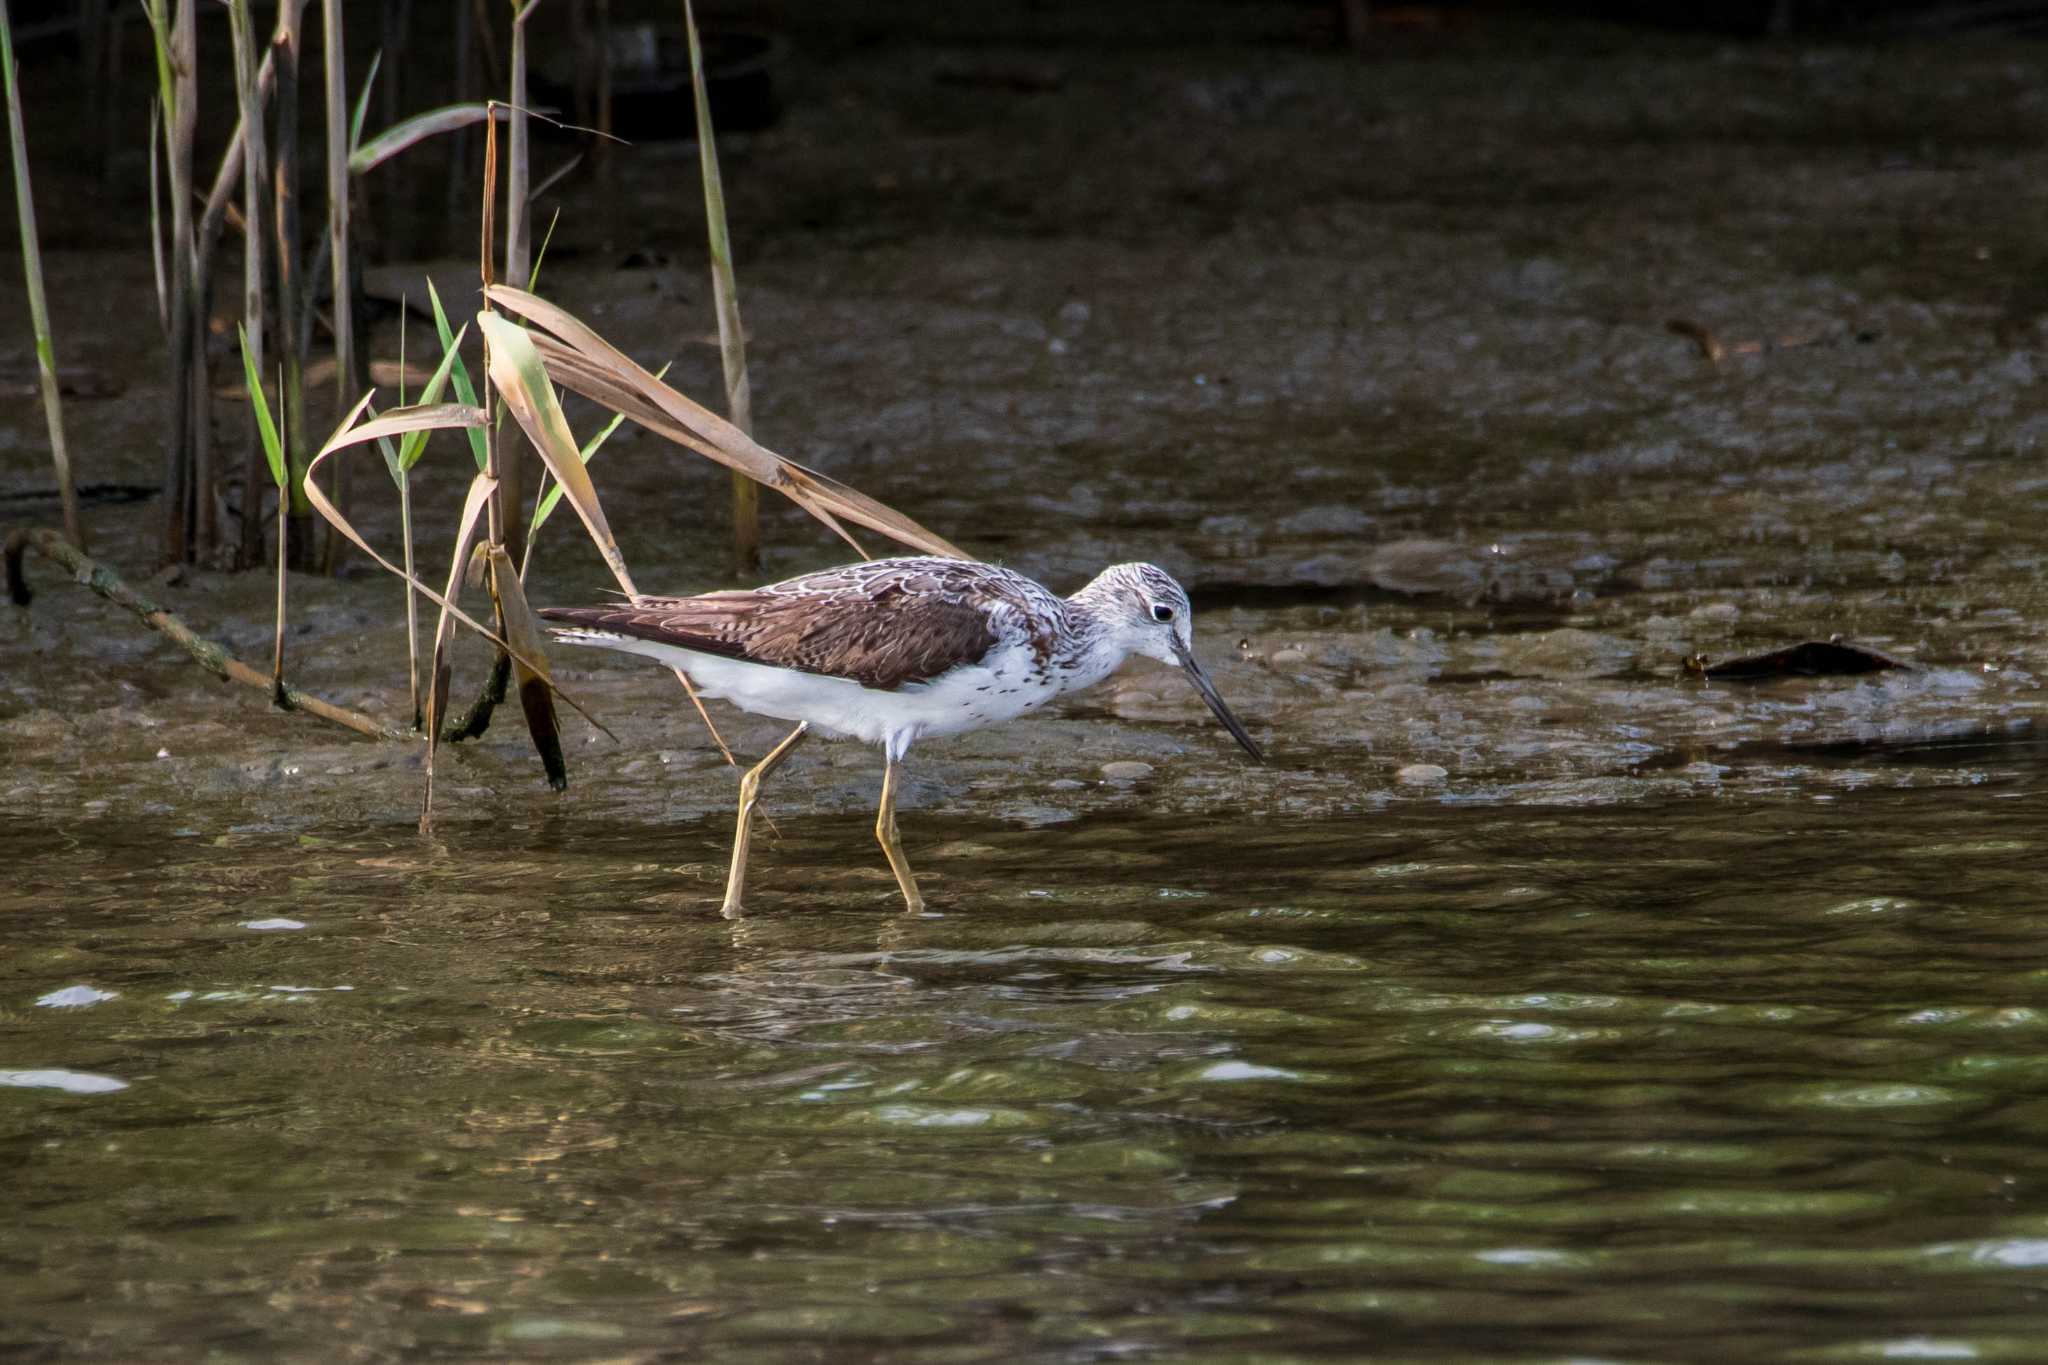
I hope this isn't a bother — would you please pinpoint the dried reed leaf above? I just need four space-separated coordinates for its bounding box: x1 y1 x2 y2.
305 402 508 655
418 472 495 827
488 544 566 791
488 284 784 478
304 394 611 737
485 285 969 560
531 404 631 536
327 401 487 450
518 330 868 559
475 309 638 594
469 312 733 764
350 102 504 177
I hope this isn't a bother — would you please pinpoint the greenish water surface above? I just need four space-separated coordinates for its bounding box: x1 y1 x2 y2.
8 784 2048 1361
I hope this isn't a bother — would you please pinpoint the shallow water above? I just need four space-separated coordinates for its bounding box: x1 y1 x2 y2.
8 783 2048 1361
10 11 2048 1360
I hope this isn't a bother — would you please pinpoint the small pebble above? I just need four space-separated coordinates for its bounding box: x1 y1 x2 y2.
1270 648 1309 666
1690 602 1740 623
1100 761 1156 783
1397 763 1449 785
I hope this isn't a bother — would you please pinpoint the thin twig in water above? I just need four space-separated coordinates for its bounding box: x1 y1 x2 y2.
5 528 408 743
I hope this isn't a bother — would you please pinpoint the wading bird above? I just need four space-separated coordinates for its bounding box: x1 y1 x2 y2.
541 557 1263 913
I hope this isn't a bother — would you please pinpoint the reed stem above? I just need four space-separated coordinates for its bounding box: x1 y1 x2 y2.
321 0 353 568
684 0 759 577
500 0 536 570
228 0 270 561
272 0 308 570
151 0 200 563
400 470 419 727
0 0 84 552
273 468 288 698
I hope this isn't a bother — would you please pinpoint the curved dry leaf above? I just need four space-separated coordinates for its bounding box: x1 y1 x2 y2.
302 395 611 738
475 311 637 595
489 545 566 792
350 102 505 177
486 284 969 560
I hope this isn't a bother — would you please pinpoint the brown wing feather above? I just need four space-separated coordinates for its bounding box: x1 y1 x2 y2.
540 588 1000 691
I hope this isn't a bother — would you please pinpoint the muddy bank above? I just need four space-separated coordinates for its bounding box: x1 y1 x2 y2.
4 20 2047 833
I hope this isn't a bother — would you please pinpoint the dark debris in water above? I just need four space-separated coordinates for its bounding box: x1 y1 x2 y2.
1685 638 1917 683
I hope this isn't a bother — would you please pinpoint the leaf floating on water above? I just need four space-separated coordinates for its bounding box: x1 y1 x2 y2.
1666 318 1841 368
1684 638 1917 682
1666 318 1725 366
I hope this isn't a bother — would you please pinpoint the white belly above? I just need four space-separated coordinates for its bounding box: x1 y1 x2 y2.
555 632 1066 758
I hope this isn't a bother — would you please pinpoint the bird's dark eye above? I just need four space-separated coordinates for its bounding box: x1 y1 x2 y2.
1151 603 1174 623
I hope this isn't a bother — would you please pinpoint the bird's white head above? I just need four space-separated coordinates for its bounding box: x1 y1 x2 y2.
1073 563 1263 761
1076 562 1195 666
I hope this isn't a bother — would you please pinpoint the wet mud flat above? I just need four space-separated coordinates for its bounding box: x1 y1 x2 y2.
6 13 2048 1361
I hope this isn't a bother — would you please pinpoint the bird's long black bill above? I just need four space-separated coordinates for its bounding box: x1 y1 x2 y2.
1173 638 1265 762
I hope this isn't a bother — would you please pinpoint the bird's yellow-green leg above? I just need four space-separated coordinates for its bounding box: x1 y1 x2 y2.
721 722 810 917
876 757 925 912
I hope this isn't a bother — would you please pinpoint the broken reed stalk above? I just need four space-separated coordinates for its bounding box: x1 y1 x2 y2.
683 0 759 577
428 82 575 802
321 0 352 567
0 0 84 552
228 0 270 560
420 100 536 767
4 528 408 744
412 108 512 830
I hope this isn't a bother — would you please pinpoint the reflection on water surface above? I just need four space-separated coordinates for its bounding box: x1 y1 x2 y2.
7 786 2048 1360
